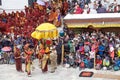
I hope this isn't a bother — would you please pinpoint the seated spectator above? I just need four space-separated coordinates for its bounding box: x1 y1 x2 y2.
75 50 81 67
88 1 97 14
115 5 120 13
103 56 110 69
113 57 120 71
96 4 107 13
83 4 90 14
107 3 115 13
79 44 84 57
84 42 91 56
68 53 75 67
83 55 90 68
109 44 115 60
96 55 102 70
79 60 85 70
98 42 105 57
74 4 83 14
117 46 120 57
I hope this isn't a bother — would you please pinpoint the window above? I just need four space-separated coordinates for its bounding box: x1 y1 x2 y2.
28 0 36 7
0 0 1 5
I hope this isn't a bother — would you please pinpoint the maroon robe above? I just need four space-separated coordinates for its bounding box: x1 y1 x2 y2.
14 47 23 72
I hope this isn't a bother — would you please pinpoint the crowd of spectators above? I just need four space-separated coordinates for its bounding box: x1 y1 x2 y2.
62 31 120 71
66 0 120 14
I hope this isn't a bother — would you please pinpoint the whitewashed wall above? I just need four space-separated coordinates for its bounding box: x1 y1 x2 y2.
0 0 28 13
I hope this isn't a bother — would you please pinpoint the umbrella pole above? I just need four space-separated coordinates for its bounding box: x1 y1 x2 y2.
61 40 64 65
94 52 96 69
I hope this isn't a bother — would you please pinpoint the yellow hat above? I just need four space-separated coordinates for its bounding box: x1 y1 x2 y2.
45 47 50 53
39 44 44 49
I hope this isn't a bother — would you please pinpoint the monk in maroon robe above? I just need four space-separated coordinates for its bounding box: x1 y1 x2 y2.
63 0 69 15
48 9 55 23
53 8 61 27
14 45 23 72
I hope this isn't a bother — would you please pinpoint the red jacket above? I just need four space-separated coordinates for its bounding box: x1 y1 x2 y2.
74 7 83 14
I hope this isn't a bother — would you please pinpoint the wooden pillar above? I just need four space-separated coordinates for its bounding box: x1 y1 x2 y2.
94 52 96 69
61 40 64 65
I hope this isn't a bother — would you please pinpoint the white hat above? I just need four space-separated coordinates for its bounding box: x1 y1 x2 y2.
103 67 107 70
50 47 53 50
17 35 20 37
3 35 6 38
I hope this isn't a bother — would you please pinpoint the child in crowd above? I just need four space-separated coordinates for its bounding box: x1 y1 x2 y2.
68 53 75 67
79 58 85 70
9 52 15 64
75 50 81 67
103 56 110 70
96 55 102 70
117 46 120 57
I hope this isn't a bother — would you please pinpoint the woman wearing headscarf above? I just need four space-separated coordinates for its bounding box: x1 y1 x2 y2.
98 42 105 57
109 44 115 60
103 57 110 69
95 55 102 70
117 46 120 57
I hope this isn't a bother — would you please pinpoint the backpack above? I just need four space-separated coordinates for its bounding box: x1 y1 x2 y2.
88 62 94 69
113 66 119 71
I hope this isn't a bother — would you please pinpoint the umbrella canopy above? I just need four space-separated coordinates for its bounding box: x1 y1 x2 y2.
31 23 58 40
1 46 12 52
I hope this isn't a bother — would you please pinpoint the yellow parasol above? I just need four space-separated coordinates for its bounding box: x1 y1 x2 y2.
31 23 58 40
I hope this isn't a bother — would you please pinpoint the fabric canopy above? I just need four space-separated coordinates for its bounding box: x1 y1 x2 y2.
31 23 58 40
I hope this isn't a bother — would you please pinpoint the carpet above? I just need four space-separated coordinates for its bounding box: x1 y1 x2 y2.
93 73 120 79
79 71 94 77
